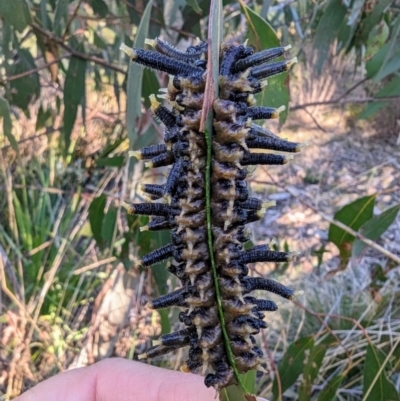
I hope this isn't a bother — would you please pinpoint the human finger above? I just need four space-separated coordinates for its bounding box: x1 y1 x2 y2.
15 358 215 401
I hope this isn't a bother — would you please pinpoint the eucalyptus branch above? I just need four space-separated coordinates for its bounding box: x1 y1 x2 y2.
0 54 70 84
63 0 85 40
291 95 400 111
31 23 126 74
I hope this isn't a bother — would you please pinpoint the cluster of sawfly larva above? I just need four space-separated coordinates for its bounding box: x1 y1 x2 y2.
120 36 300 391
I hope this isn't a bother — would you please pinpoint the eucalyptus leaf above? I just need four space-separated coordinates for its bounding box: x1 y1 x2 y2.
0 97 18 154
359 101 388 120
185 0 202 14
142 69 160 109
373 15 400 82
314 0 347 75
352 204 400 258
272 336 314 400
365 21 390 60
96 156 125 167
363 344 400 401
360 75 400 119
0 0 31 32
126 0 154 149
220 385 257 401
317 375 344 401
366 43 393 79
53 0 69 36
101 207 118 249
240 3 290 123
374 52 400 82
63 49 86 151
298 342 330 401
328 195 375 264
8 49 40 111
89 195 107 249
358 0 393 43
89 0 109 17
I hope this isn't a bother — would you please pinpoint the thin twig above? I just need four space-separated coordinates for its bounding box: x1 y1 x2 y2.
291 96 400 111
336 78 368 102
0 55 70 84
32 23 126 74
303 108 327 132
63 0 84 40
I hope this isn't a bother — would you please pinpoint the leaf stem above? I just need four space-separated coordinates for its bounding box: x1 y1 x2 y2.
204 129 248 393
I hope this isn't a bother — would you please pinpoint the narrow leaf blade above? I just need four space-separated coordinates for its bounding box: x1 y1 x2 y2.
298 343 330 401
313 0 347 75
317 375 344 401
272 336 314 400
89 195 106 249
363 344 400 401
0 97 18 154
53 0 69 36
126 0 154 148
240 2 290 123
185 0 202 14
63 53 87 151
101 207 118 249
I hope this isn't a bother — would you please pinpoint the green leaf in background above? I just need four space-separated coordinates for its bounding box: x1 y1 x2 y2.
374 52 400 83
0 0 31 32
366 43 392 79
89 0 109 18
336 16 358 53
358 0 392 43
359 101 388 120
8 49 41 111
181 0 210 38
298 342 330 401
101 207 118 249
347 0 366 26
88 195 106 249
36 105 53 131
142 69 160 109
373 15 400 82
126 0 154 149
363 344 400 401
317 375 344 401
185 0 202 14
220 384 257 401
352 204 400 258
0 97 18 154
96 156 125 167
63 52 86 151
328 195 375 263
239 370 256 395
365 20 390 60
272 336 314 400
240 2 290 124
359 72 400 118
314 0 347 75
53 0 69 36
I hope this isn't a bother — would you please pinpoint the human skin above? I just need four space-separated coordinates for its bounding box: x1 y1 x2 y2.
14 358 216 401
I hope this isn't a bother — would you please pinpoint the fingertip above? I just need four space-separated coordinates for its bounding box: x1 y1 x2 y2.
93 359 215 401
